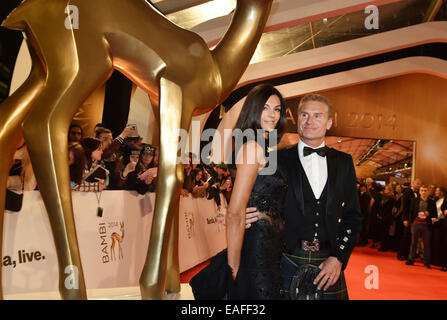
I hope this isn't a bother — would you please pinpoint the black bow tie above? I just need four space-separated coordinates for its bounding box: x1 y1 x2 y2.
303 146 327 157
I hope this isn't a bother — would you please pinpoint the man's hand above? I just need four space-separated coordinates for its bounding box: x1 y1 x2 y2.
313 256 342 291
417 211 427 219
245 207 259 229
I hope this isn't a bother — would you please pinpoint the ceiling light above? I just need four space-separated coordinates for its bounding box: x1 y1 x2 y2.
167 0 236 29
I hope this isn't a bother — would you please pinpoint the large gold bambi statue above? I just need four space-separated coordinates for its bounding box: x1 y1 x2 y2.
0 0 272 299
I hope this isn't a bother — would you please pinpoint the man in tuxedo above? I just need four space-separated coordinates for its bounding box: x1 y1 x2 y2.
246 94 362 300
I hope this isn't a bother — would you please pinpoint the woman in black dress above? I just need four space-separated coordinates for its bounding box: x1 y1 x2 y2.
393 184 404 251
377 184 395 251
226 83 288 300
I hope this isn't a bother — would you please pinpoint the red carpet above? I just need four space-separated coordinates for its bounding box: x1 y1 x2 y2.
345 245 447 300
181 245 447 300
180 260 209 284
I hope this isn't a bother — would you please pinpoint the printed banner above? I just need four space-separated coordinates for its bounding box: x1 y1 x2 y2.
178 194 227 271
3 191 227 294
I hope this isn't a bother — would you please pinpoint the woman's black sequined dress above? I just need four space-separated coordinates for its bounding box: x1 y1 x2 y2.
228 153 288 300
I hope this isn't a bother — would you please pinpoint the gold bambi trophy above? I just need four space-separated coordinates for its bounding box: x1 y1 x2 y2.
0 0 272 299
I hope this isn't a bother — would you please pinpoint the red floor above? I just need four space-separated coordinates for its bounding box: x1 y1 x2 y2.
180 260 209 284
181 245 447 300
345 245 447 300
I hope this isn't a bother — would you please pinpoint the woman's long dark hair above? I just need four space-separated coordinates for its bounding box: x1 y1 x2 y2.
190 168 204 187
69 142 86 185
80 137 101 169
136 144 156 174
234 83 287 140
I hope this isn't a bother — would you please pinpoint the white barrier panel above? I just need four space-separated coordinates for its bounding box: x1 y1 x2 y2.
2 191 227 295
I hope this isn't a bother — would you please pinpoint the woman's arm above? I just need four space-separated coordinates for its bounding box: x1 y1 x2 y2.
226 141 264 279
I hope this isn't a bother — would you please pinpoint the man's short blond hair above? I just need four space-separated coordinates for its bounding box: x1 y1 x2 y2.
95 127 112 138
298 93 333 118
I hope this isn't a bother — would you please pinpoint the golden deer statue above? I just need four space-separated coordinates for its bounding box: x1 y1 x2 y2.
0 0 272 299
110 222 125 261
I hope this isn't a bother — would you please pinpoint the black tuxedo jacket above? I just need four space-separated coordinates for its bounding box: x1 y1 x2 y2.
279 145 362 270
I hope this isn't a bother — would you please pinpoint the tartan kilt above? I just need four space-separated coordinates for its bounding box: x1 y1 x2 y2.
281 248 349 300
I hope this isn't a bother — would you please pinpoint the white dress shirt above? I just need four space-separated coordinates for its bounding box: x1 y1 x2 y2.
298 140 328 199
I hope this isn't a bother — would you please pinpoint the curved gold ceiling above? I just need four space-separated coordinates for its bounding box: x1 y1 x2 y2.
155 0 442 64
